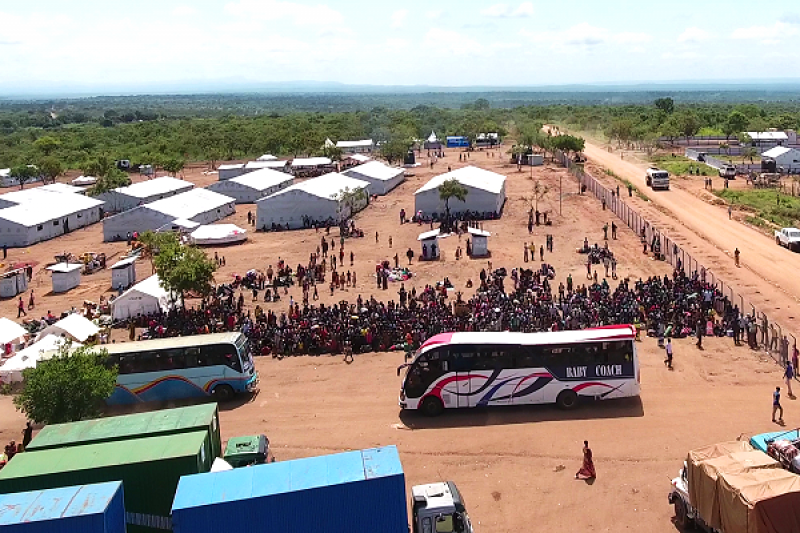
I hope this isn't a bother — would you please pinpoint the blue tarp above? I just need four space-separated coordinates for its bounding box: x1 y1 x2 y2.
750 429 800 452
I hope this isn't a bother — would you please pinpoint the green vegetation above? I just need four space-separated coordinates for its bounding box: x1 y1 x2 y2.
14 344 117 424
438 178 469 219
138 231 217 302
649 155 714 176
716 189 800 228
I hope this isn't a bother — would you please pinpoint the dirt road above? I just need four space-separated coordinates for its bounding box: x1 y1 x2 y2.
579 139 800 338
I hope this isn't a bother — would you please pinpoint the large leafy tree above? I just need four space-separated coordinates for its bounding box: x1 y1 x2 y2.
144 231 217 303
33 135 61 156
438 178 468 221
37 156 63 184
13 345 117 424
10 164 38 189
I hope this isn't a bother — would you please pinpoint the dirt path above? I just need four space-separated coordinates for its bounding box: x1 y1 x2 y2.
576 136 800 338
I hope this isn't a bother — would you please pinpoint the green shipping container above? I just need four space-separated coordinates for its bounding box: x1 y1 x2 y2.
0 430 211 533
26 403 221 459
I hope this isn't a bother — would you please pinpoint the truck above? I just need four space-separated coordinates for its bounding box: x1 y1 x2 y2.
775 228 800 252
172 445 474 533
719 164 737 179
669 440 800 533
646 167 670 190
222 434 274 467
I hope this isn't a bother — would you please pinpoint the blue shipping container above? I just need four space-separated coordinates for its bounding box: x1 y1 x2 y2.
0 481 126 533
446 136 470 148
172 445 407 533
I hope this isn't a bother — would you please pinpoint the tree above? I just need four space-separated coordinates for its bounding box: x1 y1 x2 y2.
438 178 468 222
137 230 179 274
38 156 63 184
725 111 749 139
87 171 131 196
524 180 549 213
322 145 343 162
654 97 675 115
162 157 185 177
719 143 730 158
33 135 61 156
334 186 368 225
13 344 117 424
742 146 757 164
380 138 410 165
10 164 38 189
156 244 217 303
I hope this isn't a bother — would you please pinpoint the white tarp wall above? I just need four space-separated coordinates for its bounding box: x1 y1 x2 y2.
111 274 174 320
206 169 293 203
341 162 405 195
96 177 193 212
36 313 99 343
414 166 506 218
256 174 369 230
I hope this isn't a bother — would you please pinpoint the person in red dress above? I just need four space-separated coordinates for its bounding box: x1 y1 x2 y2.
576 440 596 480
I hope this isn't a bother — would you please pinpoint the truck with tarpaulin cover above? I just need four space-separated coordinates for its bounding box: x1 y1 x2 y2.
669 440 800 532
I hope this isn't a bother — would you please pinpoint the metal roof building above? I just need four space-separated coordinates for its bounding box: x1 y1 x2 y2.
207 168 293 203
95 177 194 213
414 166 506 217
342 161 405 195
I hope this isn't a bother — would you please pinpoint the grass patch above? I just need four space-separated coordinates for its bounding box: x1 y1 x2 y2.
716 189 800 228
650 154 714 176
745 216 772 230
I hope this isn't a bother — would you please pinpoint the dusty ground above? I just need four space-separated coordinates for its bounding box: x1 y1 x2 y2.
0 147 793 532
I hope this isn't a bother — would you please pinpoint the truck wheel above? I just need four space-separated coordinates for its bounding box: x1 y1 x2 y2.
212 384 235 402
777 237 782 246
420 396 444 417
556 390 579 410
674 498 694 530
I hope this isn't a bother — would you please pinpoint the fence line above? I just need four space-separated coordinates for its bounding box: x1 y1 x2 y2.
555 149 794 366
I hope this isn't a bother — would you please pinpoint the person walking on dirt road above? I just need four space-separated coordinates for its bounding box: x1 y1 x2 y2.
785 362 795 398
734 248 741 267
773 387 784 424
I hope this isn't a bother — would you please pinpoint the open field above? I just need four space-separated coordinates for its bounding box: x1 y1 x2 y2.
0 145 793 532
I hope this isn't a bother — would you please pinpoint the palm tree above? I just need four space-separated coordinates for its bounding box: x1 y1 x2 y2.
438 179 468 223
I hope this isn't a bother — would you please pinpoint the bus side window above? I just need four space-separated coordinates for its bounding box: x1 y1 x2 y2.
185 347 200 368
105 354 120 370
475 347 511 371
163 349 185 370
450 347 475 372
139 352 158 373
514 346 542 368
118 355 134 374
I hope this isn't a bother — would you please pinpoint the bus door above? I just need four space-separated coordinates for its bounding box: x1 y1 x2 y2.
450 347 476 408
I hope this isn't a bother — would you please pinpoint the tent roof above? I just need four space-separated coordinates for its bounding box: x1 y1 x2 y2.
110 256 138 269
343 161 404 181
0 169 9 178
415 166 507 195
291 157 332 167
260 173 369 202
428 131 438 142
468 227 491 237
225 168 293 191
118 274 168 301
38 183 84 194
244 161 284 170
111 176 192 199
144 188 234 220
1 335 80 376
218 164 244 170
347 154 371 163
256 154 277 161
37 314 99 343
47 262 82 273
763 146 796 158
336 139 374 148
0 317 26 345
418 229 441 241
190 224 247 241
747 131 789 141
0 189 104 227
71 176 97 185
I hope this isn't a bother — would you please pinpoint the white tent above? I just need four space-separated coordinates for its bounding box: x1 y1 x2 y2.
414 166 506 218
72 176 97 186
0 335 80 383
0 317 27 346
342 161 405 195
190 224 247 246
36 313 99 343
103 189 236 241
256 173 370 230
48 262 82 293
0 188 105 247
206 169 293 203
111 274 175 320
290 157 334 175
95 176 194 212
346 154 371 164
256 154 278 161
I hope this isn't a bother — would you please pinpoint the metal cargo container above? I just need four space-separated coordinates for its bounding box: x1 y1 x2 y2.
0 431 211 533
0 481 126 533
172 445 407 533
26 403 221 459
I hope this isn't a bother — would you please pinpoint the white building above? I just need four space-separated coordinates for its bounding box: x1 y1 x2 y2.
746 131 790 151
110 256 138 290
95 176 194 213
762 146 800 171
103 188 236 241
206 169 293 203
290 157 335 176
0 188 105 247
111 274 176 320
39 183 86 194
342 161 405 195
0 269 27 298
414 166 507 218
256 173 370 230
336 139 374 154
48 262 82 293
218 164 247 181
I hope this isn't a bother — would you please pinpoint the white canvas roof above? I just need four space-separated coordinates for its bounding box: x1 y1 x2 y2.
218 164 245 170
336 139 374 149
38 183 84 194
0 169 9 178
190 224 247 244
418 229 441 241
747 131 789 141
0 189 104 227
244 161 284 170
145 188 235 220
256 154 278 161
265 173 369 201
72 176 97 185
415 166 507 195
110 256 138 269
111 274 174 320
344 161 403 182
428 131 438 142
111 176 192 199
291 157 332 167
762 146 794 158
347 154 371 163
47 262 83 273
0 335 80 382
0 317 26 345
467 227 491 237
227 169 293 191
36 313 99 343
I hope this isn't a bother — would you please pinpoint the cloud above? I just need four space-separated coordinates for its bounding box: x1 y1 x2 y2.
224 0 343 26
426 9 444 20
677 27 712 43
480 2 534 18
391 9 408 28
424 28 480 56
520 24 649 47
780 13 800 25
172 5 196 17
613 32 652 44
731 22 799 42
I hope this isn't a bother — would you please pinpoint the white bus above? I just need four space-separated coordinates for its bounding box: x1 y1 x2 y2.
398 326 639 416
646 167 670 190
103 332 258 405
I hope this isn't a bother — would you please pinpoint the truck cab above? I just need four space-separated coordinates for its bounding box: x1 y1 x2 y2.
412 482 473 533
646 167 670 190
719 164 736 179
223 435 274 468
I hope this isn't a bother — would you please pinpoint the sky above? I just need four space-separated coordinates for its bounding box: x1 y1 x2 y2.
1 0 800 93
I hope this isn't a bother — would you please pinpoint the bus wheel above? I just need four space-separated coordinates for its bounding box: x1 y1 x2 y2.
212 384 235 402
674 498 693 530
556 390 579 410
421 396 444 417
